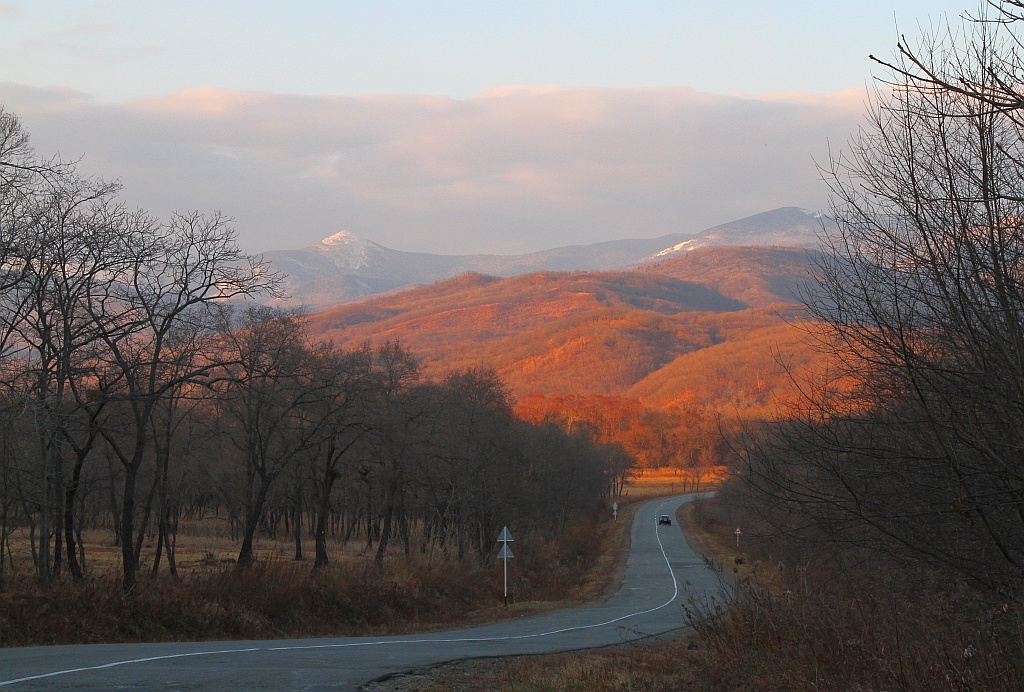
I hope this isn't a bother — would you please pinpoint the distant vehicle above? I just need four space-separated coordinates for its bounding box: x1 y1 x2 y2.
658 515 672 525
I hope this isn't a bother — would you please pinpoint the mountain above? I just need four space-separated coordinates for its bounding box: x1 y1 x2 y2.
264 230 693 309
263 207 833 309
625 320 822 412
306 270 745 398
304 245 829 416
640 207 834 261
307 270 745 375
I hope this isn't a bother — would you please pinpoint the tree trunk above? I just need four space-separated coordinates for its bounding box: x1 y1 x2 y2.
105 451 122 547
52 468 63 580
152 514 165 575
132 468 160 570
120 465 139 591
314 465 338 568
375 501 393 566
63 454 87 580
237 482 270 568
166 504 178 577
37 438 51 586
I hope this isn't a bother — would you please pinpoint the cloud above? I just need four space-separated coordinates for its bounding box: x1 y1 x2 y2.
0 82 864 255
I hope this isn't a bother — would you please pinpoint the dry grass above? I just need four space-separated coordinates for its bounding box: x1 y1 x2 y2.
3 520 320 577
0 498 654 647
622 471 722 502
374 637 705 691
0 559 497 647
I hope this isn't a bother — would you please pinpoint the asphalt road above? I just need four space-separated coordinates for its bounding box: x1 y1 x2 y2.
0 494 721 690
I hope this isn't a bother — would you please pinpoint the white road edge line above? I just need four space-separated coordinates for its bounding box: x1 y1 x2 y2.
0 498 685 687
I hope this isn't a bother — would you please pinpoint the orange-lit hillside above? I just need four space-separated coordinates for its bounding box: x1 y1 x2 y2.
517 393 724 472
307 269 745 390
627 321 829 418
303 246 830 422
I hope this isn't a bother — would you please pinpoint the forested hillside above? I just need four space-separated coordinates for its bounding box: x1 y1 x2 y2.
297 245 833 500
637 245 819 308
304 247 826 420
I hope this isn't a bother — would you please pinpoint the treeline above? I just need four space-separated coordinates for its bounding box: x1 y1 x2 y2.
517 393 727 492
0 107 618 592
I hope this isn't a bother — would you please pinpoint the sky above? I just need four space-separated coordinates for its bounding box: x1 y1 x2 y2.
0 1 977 255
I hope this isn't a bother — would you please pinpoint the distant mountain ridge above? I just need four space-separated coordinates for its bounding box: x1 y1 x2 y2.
641 207 833 261
264 207 832 309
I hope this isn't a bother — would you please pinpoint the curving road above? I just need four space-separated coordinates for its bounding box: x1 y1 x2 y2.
0 494 719 690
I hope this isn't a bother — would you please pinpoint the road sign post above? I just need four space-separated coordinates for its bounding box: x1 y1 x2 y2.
612 502 618 521
496 526 514 607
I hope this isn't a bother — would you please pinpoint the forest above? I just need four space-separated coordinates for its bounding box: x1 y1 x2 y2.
0 107 621 600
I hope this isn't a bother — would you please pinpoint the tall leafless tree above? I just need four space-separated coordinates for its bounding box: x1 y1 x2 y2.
0 106 120 583
84 213 280 588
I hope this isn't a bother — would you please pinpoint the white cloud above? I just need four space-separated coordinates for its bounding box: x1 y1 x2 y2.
0 83 864 255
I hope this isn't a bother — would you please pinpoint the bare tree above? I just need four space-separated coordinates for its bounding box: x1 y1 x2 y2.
310 344 378 569
86 212 281 588
0 107 121 583
363 343 422 565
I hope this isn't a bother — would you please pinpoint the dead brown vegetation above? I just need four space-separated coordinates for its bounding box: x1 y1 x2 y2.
0 503 632 648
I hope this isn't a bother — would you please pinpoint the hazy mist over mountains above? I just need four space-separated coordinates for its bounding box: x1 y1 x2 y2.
266 206 832 309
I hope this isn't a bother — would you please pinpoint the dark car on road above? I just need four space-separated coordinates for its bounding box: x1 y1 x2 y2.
658 515 672 525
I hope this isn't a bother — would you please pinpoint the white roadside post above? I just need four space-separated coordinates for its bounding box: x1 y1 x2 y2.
612 502 619 521
496 526 514 607
735 527 742 548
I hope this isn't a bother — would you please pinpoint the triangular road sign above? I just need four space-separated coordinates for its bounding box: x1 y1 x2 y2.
496 526 514 543
497 544 514 559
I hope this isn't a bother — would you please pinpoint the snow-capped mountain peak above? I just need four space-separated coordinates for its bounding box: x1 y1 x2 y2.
319 230 367 248
314 230 375 270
